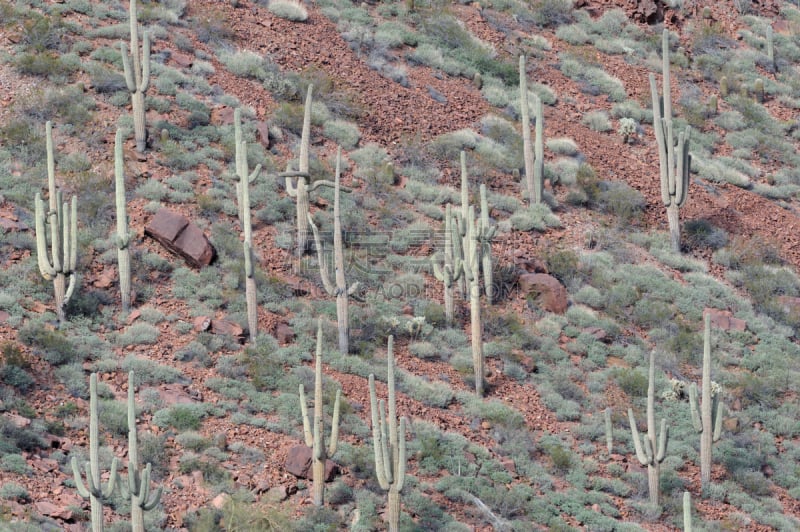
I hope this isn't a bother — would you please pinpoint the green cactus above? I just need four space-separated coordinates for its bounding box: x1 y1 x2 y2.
432 204 463 325
683 491 693 532
121 0 151 153
369 336 408 532
651 29 691 253
285 85 338 258
71 373 119 532
689 312 724 493
122 371 162 531
478 184 494 304
719 75 728 98
299 320 341 506
114 128 132 312
604 407 613 455
766 24 775 71
519 55 544 205
307 147 358 354
753 78 764 103
627 350 669 506
34 121 78 323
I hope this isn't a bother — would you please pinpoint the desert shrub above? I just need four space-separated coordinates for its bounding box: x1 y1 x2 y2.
582 110 612 132
683 219 728 251
322 119 361 149
0 482 29 502
546 137 579 156
532 0 575 28
18 323 78 366
510 204 562 232
120 355 182 385
614 368 647 397
153 404 209 432
597 181 645 225
269 1 309 22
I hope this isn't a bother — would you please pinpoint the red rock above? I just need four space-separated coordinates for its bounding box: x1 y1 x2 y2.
3 412 31 428
127 309 141 324
518 273 568 314
0 310 9 323
275 323 294 344
284 445 339 481
212 106 235 125
171 51 194 68
193 315 211 332
211 493 230 510
0 216 27 231
145 209 216 268
210 319 244 339
35 501 73 520
255 121 271 148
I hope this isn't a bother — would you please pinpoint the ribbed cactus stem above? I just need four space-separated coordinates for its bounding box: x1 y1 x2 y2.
479 184 494 305
520 55 544 205
125 371 162 531
114 128 131 312
461 206 485 397
690 313 724 492
683 491 693 532
307 148 356 354
627 350 668 506
34 122 78 322
604 407 613 455
299 321 341 507
368 336 407 532
244 241 257 344
121 0 150 152
651 29 691 252
766 24 775 71
71 373 119 532
432 204 462 324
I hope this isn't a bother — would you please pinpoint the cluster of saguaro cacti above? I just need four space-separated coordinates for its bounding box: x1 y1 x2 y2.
122 371 163 532
368 336 408 532
519 55 544 205
234 108 263 344
120 0 150 153
650 29 691 253
627 350 669 506
286 85 338 258
307 148 358 354
71 373 119 532
689 312 724 493
299 321 341 506
431 203 462 325
34 121 78 323
114 128 132 312
71 372 162 531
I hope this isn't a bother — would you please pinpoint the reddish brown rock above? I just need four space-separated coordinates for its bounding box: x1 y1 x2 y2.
193 315 212 332
210 319 244 339
284 445 339 481
703 308 746 332
171 51 194 69
35 501 73 521
145 209 215 268
211 106 235 125
275 322 295 344
255 121 271 148
518 273 568 314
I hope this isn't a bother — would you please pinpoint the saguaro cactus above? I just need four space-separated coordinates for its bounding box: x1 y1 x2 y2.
519 55 544 205
114 128 132 312
307 148 358 354
432 204 462 325
683 491 693 532
766 24 775 71
299 321 341 506
71 373 119 532
689 312 724 492
369 336 407 532
651 29 691 253
627 350 669 506
285 85 337 257
121 0 151 152
478 184 494 304
122 371 162 531
35 121 78 323
604 407 613 455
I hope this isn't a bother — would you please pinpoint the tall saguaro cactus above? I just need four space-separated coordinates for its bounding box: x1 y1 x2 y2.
627 350 669 506
432 203 462 325
233 109 262 344
299 321 341 506
122 371 162 531
307 148 358 354
651 29 691 252
35 121 78 323
286 86 337 257
71 373 119 532
114 128 132 312
369 336 408 532
519 55 544 205
689 312 724 492
121 0 151 153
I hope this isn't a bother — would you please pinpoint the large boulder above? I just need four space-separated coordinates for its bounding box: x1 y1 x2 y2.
518 273 568 314
284 444 339 481
703 307 746 332
145 208 215 268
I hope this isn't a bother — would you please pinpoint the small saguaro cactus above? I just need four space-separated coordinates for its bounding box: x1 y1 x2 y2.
122 371 162 532
766 24 775 71
683 491 693 532
369 336 408 532
285 85 338 257
753 78 765 103
299 321 342 506
627 350 669 506
690 312 724 493
120 0 151 153
35 121 78 323
71 373 119 532
519 55 544 205
604 407 613 455
114 128 132 312
307 148 358 354
431 203 463 325
651 29 691 253
719 75 729 98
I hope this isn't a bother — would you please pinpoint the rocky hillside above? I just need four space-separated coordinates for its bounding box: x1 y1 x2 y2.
2 0 800 530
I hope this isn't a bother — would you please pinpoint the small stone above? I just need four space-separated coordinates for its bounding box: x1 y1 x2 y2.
211 493 230 510
193 316 211 332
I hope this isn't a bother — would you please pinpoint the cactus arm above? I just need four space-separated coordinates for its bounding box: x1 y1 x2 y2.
121 42 135 92
299 383 313 447
684 491 693 532
713 399 724 442
71 456 91 498
369 374 391 490
103 458 119 499
285 177 299 197
248 163 262 185
34 194 56 279
328 389 341 457
395 416 407 492
46 122 56 212
688 383 702 432
604 407 613 455
627 408 649 466
300 85 312 174
655 419 668 463
307 213 335 295
139 30 150 92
